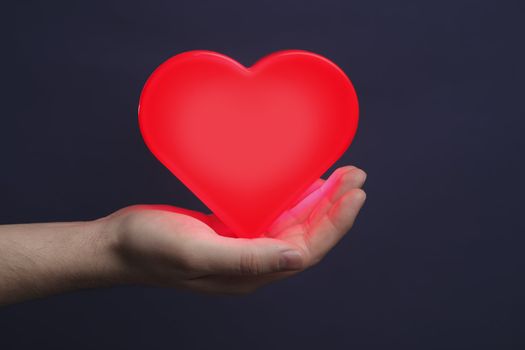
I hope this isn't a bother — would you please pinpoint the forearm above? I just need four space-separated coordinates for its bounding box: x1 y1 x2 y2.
0 219 127 306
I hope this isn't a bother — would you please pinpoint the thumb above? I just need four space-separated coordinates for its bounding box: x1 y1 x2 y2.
193 237 304 275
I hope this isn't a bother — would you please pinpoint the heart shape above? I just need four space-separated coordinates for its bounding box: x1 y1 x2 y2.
138 50 358 238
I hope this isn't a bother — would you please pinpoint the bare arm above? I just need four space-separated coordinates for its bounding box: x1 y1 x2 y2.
0 220 126 305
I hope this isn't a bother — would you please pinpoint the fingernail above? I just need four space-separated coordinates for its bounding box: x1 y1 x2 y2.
279 250 303 270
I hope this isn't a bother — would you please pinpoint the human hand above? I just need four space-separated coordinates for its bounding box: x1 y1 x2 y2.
103 166 367 294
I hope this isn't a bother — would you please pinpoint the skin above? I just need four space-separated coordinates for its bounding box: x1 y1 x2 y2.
0 166 366 306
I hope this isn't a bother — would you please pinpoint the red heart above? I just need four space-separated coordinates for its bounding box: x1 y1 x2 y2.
138 50 358 238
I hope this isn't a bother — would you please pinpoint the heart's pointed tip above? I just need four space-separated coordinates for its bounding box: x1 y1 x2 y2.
214 220 269 239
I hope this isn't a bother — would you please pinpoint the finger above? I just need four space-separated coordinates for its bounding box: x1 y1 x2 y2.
328 189 367 232
186 236 305 276
329 167 367 202
268 179 325 233
307 167 367 226
298 166 364 215
270 166 359 232
288 178 325 208
305 188 366 265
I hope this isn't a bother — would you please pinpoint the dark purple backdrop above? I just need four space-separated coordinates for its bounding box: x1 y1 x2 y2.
1 0 524 349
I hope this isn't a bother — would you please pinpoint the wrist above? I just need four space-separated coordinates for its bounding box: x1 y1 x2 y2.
84 216 135 287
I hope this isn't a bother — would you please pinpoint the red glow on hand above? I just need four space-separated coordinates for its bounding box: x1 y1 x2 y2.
138 50 359 238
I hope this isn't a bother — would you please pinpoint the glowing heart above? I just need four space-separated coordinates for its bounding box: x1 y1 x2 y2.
138 50 358 238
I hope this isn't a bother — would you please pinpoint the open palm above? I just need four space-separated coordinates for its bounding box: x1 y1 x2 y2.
108 166 366 294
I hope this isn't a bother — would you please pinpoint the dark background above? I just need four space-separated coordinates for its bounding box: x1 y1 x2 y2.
1 0 524 349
